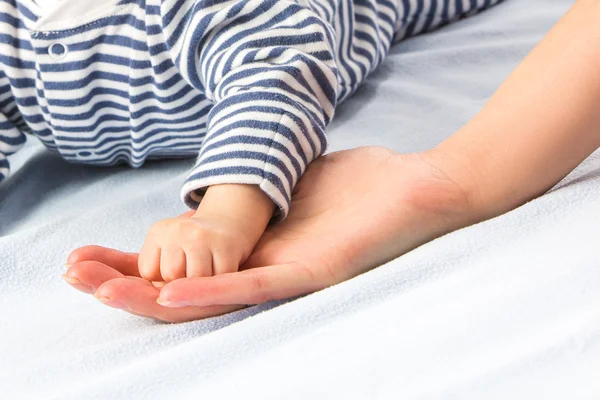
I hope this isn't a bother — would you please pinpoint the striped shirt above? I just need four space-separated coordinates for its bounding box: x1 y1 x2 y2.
0 0 501 219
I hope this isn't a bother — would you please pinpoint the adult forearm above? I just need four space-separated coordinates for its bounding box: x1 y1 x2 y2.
431 0 600 221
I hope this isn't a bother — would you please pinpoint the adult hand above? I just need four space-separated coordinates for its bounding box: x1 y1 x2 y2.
64 146 477 322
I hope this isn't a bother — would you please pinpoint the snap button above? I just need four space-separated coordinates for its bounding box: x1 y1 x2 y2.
48 42 68 60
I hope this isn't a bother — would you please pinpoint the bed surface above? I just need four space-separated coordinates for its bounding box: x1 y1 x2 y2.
2 0 599 398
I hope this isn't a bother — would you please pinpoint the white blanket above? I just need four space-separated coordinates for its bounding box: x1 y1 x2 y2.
2 0 599 398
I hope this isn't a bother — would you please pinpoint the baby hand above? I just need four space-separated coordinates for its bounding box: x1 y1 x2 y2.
138 184 275 282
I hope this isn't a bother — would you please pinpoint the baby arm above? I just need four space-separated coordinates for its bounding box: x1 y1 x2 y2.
139 0 341 281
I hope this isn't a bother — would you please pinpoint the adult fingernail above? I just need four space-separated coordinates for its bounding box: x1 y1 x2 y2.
62 274 80 285
95 296 128 310
156 298 188 308
62 274 95 294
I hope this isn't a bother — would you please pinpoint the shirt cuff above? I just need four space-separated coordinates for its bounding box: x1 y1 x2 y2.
180 111 318 222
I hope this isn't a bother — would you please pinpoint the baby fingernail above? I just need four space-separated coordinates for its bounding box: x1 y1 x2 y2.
156 299 187 308
64 263 72 269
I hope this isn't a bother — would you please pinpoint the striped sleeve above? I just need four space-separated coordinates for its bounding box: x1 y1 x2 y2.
0 112 26 184
1 67 27 184
166 0 398 220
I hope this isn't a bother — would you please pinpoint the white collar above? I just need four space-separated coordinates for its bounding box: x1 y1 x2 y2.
31 0 126 33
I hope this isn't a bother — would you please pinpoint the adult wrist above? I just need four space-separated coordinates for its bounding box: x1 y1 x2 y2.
420 145 490 225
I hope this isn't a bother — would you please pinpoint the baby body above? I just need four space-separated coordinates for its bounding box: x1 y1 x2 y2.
0 0 500 281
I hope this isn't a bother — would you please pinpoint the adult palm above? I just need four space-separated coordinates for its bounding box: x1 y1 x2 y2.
64 146 475 322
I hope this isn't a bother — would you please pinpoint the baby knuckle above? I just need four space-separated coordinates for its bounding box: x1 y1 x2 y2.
148 220 169 236
212 229 242 247
187 226 209 241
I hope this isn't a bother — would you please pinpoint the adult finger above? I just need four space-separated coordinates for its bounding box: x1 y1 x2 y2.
95 277 245 323
63 260 126 294
64 209 194 276
66 245 140 277
158 262 330 307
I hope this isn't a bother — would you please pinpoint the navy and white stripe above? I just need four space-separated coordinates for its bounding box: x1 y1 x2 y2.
0 0 502 218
